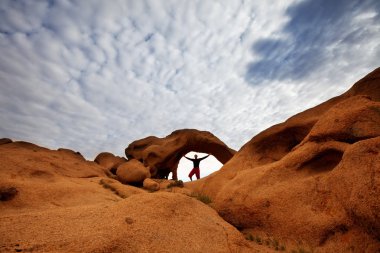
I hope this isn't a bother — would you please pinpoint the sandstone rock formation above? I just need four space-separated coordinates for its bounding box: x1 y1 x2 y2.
100 178 146 198
0 138 12 145
1 68 380 253
0 192 259 253
116 159 151 185
0 139 271 252
143 178 160 191
57 148 86 161
0 141 111 211
94 152 127 174
125 129 236 180
188 67 380 252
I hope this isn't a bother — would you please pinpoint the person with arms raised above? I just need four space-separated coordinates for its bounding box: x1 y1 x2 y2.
184 154 210 181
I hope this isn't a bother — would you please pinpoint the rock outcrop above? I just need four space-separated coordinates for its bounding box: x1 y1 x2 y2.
188 67 380 252
0 140 259 252
94 152 127 174
0 138 12 145
57 148 86 161
116 159 151 185
1 68 379 252
125 129 236 180
99 178 146 198
0 141 113 211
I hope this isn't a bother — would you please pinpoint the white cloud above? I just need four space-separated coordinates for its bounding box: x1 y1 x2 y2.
0 0 379 164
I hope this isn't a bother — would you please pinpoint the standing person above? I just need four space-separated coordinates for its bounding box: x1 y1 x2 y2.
184 154 210 181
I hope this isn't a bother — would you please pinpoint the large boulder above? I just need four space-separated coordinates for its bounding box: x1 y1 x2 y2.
116 159 151 184
188 67 380 252
125 129 236 180
94 152 127 173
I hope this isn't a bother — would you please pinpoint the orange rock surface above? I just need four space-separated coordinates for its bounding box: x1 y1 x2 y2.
94 151 127 174
116 159 151 184
188 67 380 252
0 140 266 252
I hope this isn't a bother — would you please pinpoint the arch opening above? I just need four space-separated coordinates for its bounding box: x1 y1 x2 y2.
125 129 236 181
177 151 223 182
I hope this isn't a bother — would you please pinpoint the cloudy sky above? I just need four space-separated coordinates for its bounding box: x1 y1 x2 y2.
1 0 379 179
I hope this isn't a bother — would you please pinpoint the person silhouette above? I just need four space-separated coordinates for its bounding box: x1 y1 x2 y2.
184 154 210 181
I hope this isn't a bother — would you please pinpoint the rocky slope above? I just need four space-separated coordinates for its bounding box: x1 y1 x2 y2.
0 140 259 252
188 67 380 252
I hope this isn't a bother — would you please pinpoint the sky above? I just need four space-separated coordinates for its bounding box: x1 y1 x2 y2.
0 0 379 180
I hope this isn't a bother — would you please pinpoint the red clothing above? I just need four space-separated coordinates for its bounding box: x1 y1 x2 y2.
188 167 200 180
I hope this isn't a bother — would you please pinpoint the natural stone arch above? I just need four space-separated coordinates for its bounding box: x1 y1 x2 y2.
125 129 236 180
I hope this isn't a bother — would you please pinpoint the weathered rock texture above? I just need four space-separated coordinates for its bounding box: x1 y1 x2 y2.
0 141 112 211
57 148 86 161
125 129 236 180
0 187 18 201
94 152 127 174
188 67 380 252
116 159 151 184
143 178 160 191
0 192 259 253
1 68 380 253
0 141 264 252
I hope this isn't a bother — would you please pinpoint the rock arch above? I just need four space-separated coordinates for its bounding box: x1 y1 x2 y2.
125 129 236 180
